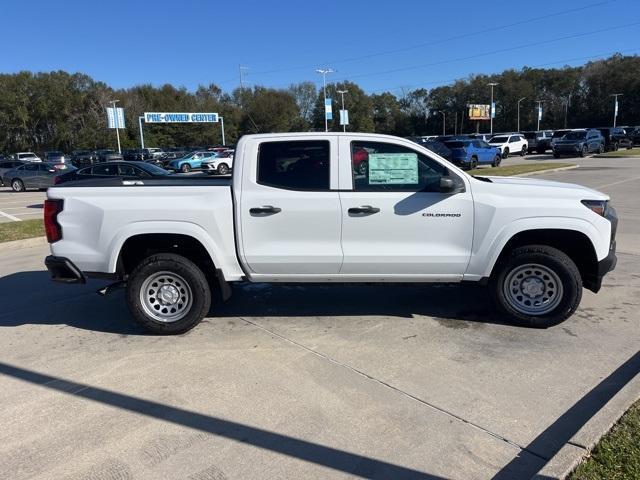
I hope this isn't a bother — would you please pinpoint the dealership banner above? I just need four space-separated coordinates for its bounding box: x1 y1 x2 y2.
468 104 491 121
144 112 219 123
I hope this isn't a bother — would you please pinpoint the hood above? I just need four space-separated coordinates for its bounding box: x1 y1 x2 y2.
478 175 609 200
554 139 584 145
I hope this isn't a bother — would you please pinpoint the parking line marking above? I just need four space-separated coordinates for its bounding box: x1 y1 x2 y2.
0 210 21 221
595 175 640 190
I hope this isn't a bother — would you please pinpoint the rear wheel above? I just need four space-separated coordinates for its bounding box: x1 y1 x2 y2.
470 157 478 170
613 142 619 151
217 163 229 175
490 245 582 328
502 148 509 159
126 253 211 334
180 163 191 173
579 145 588 157
11 179 25 192
520 146 527 156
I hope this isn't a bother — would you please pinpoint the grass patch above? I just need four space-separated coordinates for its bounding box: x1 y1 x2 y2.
0 219 44 243
570 399 640 480
468 162 575 176
594 147 640 158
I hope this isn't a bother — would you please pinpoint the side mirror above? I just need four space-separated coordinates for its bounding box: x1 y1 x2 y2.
440 177 456 193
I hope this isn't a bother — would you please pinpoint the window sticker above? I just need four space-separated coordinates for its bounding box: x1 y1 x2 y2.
368 153 419 184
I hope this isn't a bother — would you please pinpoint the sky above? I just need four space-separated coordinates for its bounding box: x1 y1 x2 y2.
1 0 639 94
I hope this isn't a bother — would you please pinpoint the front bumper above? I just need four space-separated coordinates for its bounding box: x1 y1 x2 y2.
583 206 618 292
45 256 86 284
554 144 581 154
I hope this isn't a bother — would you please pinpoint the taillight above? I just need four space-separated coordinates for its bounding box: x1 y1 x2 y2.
44 199 63 243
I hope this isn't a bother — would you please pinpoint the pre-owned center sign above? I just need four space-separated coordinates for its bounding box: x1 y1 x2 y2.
144 112 219 123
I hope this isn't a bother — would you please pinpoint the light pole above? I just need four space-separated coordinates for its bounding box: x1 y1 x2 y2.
611 93 623 127
488 83 498 134
438 111 446 135
536 100 543 131
138 116 145 149
315 68 334 132
517 97 526 132
337 89 348 132
109 99 121 154
563 94 571 129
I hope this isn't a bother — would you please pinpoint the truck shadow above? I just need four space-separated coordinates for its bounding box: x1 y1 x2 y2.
0 271 513 334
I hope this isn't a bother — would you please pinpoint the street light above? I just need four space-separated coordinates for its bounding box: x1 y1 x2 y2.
517 97 526 132
536 100 543 131
611 93 623 127
563 94 571 129
315 68 334 132
109 99 121 154
488 83 498 134
337 89 348 132
438 111 446 135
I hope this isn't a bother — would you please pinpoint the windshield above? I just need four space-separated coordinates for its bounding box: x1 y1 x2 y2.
552 130 569 138
564 131 586 140
490 136 508 143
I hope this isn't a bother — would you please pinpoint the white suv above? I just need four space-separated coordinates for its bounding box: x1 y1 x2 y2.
489 134 528 158
14 152 42 162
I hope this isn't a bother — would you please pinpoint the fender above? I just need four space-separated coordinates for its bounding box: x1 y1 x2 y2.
107 221 244 280
464 216 611 281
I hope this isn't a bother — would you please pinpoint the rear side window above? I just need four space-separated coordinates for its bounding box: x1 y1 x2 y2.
257 140 330 190
91 164 119 176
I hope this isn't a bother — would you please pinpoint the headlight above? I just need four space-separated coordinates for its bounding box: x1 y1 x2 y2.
581 200 608 217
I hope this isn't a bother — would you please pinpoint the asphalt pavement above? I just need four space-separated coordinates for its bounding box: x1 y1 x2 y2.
0 155 638 479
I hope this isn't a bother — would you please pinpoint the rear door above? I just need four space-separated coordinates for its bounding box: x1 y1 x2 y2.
20 163 39 187
338 137 473 278
238 137 343 276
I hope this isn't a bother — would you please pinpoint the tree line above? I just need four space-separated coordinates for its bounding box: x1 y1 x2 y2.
0 53 638 153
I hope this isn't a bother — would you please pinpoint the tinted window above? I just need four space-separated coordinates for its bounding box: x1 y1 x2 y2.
491 136 508 143
565 131 586 140
24 164 38 171
351 141 449 192
118 164 140 176
257 141 330 190
38 164 51 172
91 164 119 176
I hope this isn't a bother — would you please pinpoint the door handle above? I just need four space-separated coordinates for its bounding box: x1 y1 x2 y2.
250 205 281 216
348 205 380 215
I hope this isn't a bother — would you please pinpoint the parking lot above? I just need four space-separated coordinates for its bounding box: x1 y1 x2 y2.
0 154 639 479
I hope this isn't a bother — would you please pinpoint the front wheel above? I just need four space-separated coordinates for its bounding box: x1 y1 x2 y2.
11 179 25 192
492 155 501 167
520 146 527 156
217 163 229 175
579 145 587 157
180 163 191 173
502 148 509 159
553 152 560 159
126 253 211 334
490 245 582 328
598 144 605 154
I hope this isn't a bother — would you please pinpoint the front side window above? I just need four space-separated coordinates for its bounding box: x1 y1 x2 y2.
257 140 330 190
91 164 118 176
351 141 450 192
24 164 38 171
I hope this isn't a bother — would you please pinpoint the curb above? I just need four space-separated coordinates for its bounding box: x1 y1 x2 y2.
513 165 579 177
0 236 47 252
534 372 640 479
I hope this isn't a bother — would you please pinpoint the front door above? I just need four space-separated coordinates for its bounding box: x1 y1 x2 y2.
238 138 343 276
338 138 474 279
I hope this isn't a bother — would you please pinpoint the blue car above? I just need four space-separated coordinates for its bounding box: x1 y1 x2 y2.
443 139 502 170
168 151 219 173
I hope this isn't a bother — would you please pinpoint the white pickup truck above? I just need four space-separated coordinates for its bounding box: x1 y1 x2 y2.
44 133 617 334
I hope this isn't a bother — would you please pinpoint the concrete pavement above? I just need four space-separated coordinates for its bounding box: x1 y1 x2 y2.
0 156 638 479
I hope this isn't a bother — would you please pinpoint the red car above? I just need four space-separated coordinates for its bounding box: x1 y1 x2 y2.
352 147 369 175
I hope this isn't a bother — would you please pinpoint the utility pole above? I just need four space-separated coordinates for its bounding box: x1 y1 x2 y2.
488 82 498 134
563 94 571 129
536 100 543 131
438 111 446 135
315 68 334 132
517 97 526 132
337 89 348 132
109 99 121 154
611 93 623 127
454 112 458 135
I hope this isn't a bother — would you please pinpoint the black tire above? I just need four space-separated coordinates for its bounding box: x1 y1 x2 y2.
520 146 527 156
579 145 587 157
536 148 545 154
502 148 509 159
490 245 582 328
492 155 501 167
126 253 211 334
11 179 25 192
553 152 560 159
180 163 191 173
470 157 478 170
357 160 368 175
217 163 229 175
613 142 619 152
598 144 605 154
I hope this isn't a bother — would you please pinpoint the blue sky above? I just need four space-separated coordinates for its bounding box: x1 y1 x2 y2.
1 0 639 94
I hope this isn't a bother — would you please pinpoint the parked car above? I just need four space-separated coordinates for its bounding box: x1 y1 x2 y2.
43 132 617 334
44 151 68 163
488 134 528 158
123 148 165 161
467 134 494 142
622 126 640 146
550 130 571 150
202 153 233 175
94 149 124 162
70 150 98 168
443 139 501 169
167 151 219 173
421 140 453 161
552 129 604 158
0 160 25 186
55 161 172 184
597 127 634 151
522 131 554 154
12 152 42 162
2 162 75 191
